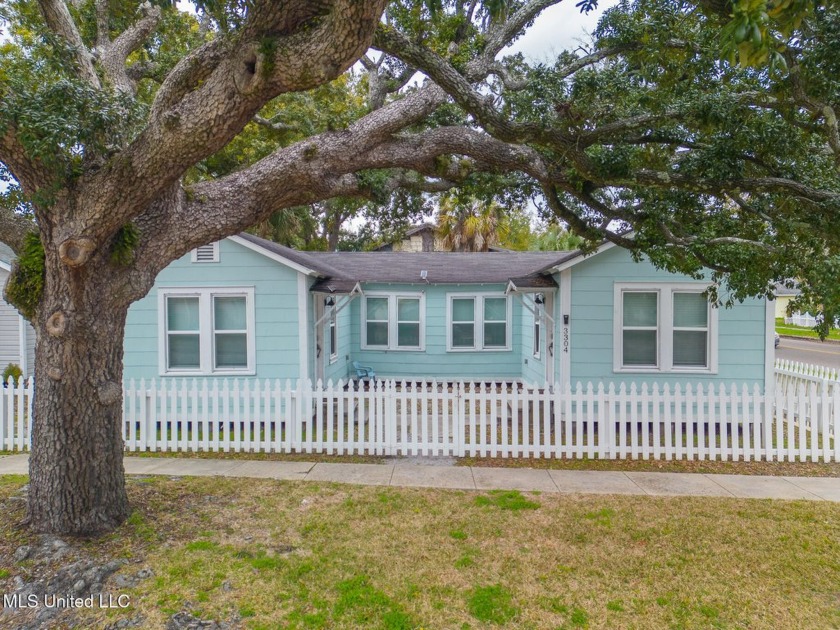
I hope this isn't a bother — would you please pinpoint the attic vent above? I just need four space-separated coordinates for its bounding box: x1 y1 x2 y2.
191 242 219 263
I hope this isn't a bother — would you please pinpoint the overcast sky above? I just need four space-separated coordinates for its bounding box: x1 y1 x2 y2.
505 0 620 61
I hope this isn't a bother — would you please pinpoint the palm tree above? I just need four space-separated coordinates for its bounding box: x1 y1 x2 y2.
436 196 510 252
531 223 584 251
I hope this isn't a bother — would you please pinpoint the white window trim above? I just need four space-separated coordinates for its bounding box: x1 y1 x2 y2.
533 305 542 360
158 287 256 376
328 306 338 364
361 292 426 351
191 242 220 263
613 282 718 374
447 293 513 352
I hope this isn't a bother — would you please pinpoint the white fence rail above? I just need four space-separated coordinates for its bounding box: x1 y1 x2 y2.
784 312 818 328
775 359 840 397
1 375 838 462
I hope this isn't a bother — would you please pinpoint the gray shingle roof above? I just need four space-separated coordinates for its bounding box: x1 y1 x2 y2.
236 232 574 292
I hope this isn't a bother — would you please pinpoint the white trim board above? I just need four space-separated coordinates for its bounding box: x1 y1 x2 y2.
764 297 775 396
559 269 571 390
228 235 318 276
298 273 309 381
548 241 618 274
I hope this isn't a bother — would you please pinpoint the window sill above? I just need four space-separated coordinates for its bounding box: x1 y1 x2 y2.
613 367 717 375
160 370 256 377
447 347 512 353
360 346 426 352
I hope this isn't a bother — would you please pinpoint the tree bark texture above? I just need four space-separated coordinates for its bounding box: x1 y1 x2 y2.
26 244 135 535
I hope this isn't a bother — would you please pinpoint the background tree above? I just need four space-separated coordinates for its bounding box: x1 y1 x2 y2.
531 223 585 251
436 195 533 251
2 0 840 535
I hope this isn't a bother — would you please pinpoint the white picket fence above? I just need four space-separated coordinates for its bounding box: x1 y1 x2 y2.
0 374 837 462
784 312 818 328
775 359 840 397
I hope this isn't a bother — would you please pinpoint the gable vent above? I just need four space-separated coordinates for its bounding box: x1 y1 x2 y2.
191 242 219 263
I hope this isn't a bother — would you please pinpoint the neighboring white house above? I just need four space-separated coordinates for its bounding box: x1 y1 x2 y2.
0 243 35 378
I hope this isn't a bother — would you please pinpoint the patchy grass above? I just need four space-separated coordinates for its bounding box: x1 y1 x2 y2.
474 490 541 511
459 455 840 477
467 584 518 624
776 318 840 341
1 475 839 628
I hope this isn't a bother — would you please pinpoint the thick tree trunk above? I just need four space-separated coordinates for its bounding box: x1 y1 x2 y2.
27 255 131 535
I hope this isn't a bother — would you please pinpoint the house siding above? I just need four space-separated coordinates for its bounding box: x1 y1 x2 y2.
0 269 21 372
562 246 767 388
123 238 303 382
348 283 523 380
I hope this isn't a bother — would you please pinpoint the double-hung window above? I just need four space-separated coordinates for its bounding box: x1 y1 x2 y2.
614 284 717 373
160 287 255 375
448 294 511 351
362 294 424 350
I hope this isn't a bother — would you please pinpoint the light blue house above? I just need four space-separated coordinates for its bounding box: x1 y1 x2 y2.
123 234 774 390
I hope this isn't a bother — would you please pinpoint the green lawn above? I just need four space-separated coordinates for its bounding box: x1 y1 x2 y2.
776 318 840 341
2 475 839 629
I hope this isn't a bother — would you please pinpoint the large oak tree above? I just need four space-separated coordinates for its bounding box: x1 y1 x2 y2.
1 0 838 534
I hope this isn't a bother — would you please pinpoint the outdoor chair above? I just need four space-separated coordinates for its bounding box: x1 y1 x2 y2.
352 361 376 382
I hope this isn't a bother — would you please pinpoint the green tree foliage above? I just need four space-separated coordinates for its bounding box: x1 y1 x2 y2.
531 223 585 252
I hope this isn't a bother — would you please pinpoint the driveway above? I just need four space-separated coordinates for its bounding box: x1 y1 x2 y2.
776 336 840 369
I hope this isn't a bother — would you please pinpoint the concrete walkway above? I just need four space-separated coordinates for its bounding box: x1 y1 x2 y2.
1 454 839 501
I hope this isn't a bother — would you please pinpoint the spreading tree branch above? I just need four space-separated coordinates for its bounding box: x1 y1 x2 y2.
37 0 100 88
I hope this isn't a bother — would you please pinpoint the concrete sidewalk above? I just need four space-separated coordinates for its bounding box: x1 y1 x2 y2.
1 454 839 501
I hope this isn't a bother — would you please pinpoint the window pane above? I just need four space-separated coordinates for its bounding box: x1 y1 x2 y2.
168 334 200 368
484 297 507 322
167 297 199 331
623 292 657 327
329 320 337 356
397 298 420 322
674 331 707 367
214 296 246 330
452 298 474 322
366 321 388 346
623 330 657 366
534 321 540 355
398 322 420 347
215 333 248 368
673 293 707 328
452 323 474 347
484 322 507 347
366 297 389 321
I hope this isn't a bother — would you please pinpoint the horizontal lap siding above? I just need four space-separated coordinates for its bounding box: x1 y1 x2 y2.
349 283 523 380
124 239 302 381
0 269 22 370
566 247 766 388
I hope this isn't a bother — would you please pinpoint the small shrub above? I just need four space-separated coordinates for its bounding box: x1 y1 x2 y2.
2 363 22 385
